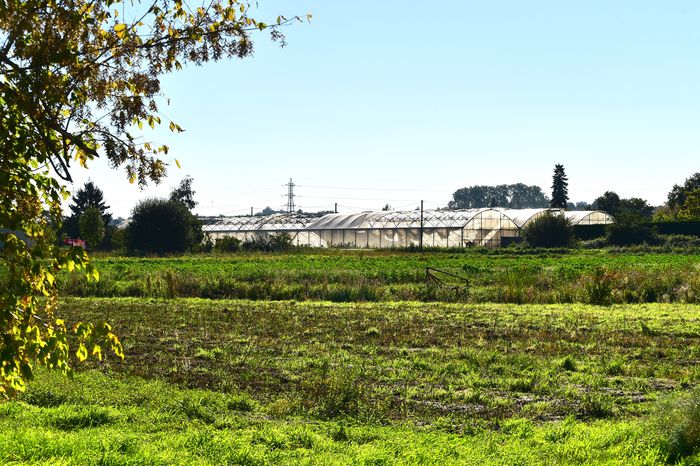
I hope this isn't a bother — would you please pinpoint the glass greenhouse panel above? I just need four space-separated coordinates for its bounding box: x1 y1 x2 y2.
199 208 612 249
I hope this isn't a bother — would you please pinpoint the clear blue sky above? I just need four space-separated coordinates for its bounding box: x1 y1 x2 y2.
72 0 700 217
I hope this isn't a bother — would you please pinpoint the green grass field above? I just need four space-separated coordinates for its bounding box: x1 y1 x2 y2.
61 250 700 304
3 250 700 464
1 369 667 465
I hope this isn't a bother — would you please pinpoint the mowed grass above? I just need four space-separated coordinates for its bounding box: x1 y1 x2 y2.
1 370 666 465
58 251 700 303
54 299 700 424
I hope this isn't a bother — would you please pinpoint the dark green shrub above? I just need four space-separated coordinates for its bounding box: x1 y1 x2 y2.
521 212 575 248
241 233 294 252
214 236 241 253
605 223 660 246
269 232 294 251
125 198 200 255
661 234 700 248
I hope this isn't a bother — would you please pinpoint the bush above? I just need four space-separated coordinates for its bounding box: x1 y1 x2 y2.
214 236 241 253
78 206 105 250
521 212 575 248
125 198 200 255
661 234 700 248
241 233 294 252
605 223 660 246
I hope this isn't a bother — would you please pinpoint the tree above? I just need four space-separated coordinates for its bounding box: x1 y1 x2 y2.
593 191 653 223
448 184 549 209
381 204 392 211
618 198 654 223
668 173 700 211
550 164 569 209
521 212 574 248
593 191 621 216
0 0 301 396
255 206 285 216
79 206 106 250
677 188 700 221
63 181 112 239
170 176 203 246
170 176 197 210
507 183 550 209
125 198 199 254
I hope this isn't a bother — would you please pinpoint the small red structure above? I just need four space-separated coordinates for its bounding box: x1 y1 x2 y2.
64 238 86 248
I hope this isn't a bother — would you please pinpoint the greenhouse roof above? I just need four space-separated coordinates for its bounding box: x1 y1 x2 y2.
202 208 612 233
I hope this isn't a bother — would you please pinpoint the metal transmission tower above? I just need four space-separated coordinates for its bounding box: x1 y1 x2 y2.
285 178 296 213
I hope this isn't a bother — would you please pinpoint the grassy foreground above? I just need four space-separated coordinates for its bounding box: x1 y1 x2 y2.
1 370 668 465
4 295 700 463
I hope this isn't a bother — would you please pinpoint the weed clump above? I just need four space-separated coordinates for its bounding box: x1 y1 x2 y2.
649 388 700 463
301 365 367 419
583 267 614 305
560 355 577 372
49 405 118 430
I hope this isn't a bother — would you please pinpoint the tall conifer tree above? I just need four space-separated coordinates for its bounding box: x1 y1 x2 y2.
550 164 569 209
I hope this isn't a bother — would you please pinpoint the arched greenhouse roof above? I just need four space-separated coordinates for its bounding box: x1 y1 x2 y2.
309 208 506 230
201 208 612 233
497 208 556 228
201 213 318 233
564 210 614 225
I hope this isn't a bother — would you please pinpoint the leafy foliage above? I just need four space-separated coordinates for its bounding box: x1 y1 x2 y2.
678 188 700 221
125 198 200 254
521 212 574 248
592 191 653 223
241 232 294 252
214 236 242 253
79 206 105 249
169 176 197 210
0 117 122 397
0 0 302 395
255 206 286 216
62 182 112 239
448 183 549 209
549 164 569 209
668 173 700 211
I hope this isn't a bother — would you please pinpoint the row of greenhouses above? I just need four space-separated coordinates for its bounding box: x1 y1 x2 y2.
201 208 613 249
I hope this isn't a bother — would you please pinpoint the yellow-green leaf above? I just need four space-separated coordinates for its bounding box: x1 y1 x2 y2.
76 344 88 362
175 158 181 169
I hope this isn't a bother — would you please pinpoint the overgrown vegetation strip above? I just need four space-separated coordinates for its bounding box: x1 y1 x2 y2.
58 251 700 303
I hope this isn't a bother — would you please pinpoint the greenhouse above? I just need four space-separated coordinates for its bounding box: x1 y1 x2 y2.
201 208 613 249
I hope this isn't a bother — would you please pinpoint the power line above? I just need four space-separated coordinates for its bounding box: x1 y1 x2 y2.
298 184 448 193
